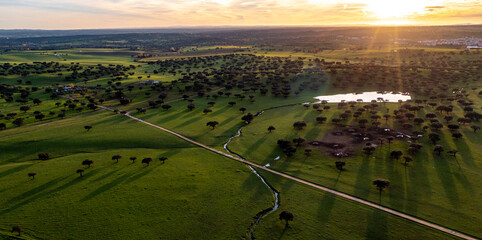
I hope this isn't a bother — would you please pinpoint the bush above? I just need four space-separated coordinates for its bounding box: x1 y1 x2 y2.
38 153 50 160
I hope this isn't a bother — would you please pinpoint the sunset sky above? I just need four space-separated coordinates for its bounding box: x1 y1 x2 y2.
0 0 480 29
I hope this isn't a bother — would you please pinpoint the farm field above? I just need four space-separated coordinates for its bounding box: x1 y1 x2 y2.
0 37 481 240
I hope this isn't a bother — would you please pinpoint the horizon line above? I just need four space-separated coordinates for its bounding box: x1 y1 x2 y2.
1 23 481 31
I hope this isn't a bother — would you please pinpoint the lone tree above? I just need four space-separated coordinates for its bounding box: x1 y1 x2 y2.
33 98 42 105
447 150 458 157
293 121 307 130
403 156 413 166
434 145 444 156
335 161 346 171
206 121 219 129
161 104 172 111
20 105 30 112
130 157 137 163
0 123 6 130
452 132 463 140
159 156 168 163
239 107 247 114
283 147 297 157
82 159 94 168
428 133 440 145
142 157 153 166
470 125 480 133
372 178 390 194
279 210 294 227
13 118 24 127
84 125 93 131
187 103 196 111
292 137 306 147
28 172 37 179
268 126 276 133
38 153 50 160
390 150 403 160
241 113 254 123
363 146 375 155
11 225 22 236
77 169 85 177
316 116 327 124
112 154 122 163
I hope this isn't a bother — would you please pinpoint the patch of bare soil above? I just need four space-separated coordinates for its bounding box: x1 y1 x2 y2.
308 127 414 158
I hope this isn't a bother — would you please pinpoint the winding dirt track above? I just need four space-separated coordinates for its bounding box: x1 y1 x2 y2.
100 105 475 240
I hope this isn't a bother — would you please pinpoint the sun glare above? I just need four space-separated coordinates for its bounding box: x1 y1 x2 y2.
364 0 435 19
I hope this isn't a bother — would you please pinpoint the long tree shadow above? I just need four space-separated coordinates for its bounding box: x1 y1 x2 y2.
174 116 202 128
461 128 482 147
80 170 140 202
209 105 232 117
152 110 185 124
45 168 103 194
241 166 275 201
453 139 477 168
277 225 289 240
354 155 371 199
333 170 342 188
219 114 240 126
0 175 70 216
452 170 475 196
90 114 133 126
245 135 269 157
0 163 33 180
293 107 306 118
433 154 460 207
257 148 282 167
162 148 182 158
365 208 388 240
5 176 69 206
126 164 162 182
304 124 323 142
317 192 336 222
405 150 431 216
387 156 404 210
217 122 244 140
91 168 121 182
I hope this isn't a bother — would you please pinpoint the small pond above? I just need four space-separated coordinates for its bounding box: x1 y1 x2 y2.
314 91 411 103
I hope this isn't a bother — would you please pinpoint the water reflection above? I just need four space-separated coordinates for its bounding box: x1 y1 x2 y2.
314 91 411 103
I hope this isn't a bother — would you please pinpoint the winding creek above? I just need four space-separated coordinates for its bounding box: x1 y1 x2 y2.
221 95 412 238
223 119 280 239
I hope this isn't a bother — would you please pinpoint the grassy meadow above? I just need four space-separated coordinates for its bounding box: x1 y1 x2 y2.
0 111 274 239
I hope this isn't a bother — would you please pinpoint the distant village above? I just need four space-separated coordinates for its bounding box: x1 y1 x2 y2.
394 37 482 49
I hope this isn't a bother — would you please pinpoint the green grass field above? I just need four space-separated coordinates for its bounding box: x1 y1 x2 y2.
253 171 459 240
0 111 274 239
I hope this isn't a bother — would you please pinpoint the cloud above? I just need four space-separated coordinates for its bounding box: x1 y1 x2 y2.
0 0 480 29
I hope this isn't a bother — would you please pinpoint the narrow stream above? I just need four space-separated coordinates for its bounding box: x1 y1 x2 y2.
223 120 280 240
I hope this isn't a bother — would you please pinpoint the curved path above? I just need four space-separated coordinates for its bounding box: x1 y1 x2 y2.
96 105 475 240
